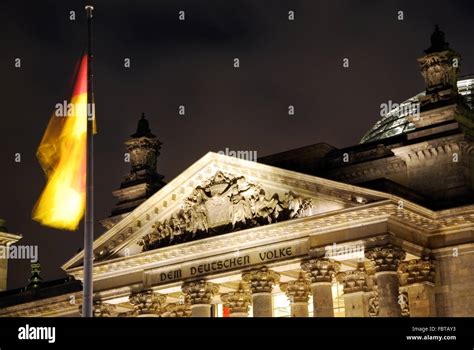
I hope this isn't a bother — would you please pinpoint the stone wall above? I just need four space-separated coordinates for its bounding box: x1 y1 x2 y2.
434 245 474 316
0 257 7 291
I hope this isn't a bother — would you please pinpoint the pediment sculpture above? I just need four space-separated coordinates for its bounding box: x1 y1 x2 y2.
138 171 312 251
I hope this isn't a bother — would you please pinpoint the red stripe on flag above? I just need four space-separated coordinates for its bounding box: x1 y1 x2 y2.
73 55 88 97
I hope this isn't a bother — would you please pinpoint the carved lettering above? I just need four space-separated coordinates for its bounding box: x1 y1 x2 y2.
190 256 250 276
259 247 293 261
146 243 305 286
160 269 182 282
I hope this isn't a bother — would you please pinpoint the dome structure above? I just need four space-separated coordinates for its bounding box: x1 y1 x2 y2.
360 75 474 144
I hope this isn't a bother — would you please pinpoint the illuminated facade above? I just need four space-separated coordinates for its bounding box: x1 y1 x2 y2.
0 220 21 292
1 27 474 318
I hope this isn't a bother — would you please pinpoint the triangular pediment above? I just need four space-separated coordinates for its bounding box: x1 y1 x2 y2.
62 152 390 270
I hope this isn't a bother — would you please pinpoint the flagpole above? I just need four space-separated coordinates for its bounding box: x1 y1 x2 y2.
83 4 95 318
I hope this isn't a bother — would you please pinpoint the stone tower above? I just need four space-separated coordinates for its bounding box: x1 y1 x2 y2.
100 113 166 230
417 25 462 110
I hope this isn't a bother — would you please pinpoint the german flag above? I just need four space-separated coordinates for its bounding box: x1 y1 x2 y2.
32 54 95 230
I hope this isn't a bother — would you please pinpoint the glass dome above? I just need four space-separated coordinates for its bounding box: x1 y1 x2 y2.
360 76 474 144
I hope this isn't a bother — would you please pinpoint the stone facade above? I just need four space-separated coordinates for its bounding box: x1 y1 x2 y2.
1 27 473 318
434 246 474 316
0 220 22 292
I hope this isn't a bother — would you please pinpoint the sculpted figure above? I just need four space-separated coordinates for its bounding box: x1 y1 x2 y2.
269 193 284 221
285 191 312 218
230 188 252 228
191 187 208 204
155 222 165 241
138 172 314 252
254 189 275 223
194 203 208 232
162 219 173 240
167 214 181 242
286 191 302 218
368 296 379 317
186 203 208 235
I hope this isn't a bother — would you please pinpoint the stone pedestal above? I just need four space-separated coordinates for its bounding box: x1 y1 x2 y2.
182 280 219 318
301 259 340 317
366 244 406 317
242 267 280 317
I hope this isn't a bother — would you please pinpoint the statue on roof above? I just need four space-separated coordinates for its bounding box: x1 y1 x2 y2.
424 25 450 54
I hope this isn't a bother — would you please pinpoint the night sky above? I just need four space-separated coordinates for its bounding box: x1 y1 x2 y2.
1 0 474 289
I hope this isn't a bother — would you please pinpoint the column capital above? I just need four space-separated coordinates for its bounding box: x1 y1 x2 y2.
336 263 368 294
365 244 406 272
399 257 436 285
279 271 311 303
84 301 116 317
221 282 252 314
94 301 116 317
300 258 341 283
181 279 219 305
129 290 167 316
242 266 280 294
162 302 192 317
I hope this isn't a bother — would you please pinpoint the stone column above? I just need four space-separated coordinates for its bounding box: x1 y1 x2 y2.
0 220 21 292
242 266 280 317
301 258 340 317
399 257 436 317
181 280 219 317
221 282 252 317
0 255 7 292
336 263 369 317
279 271 311 317
129 290 166 317
365 244 406 317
